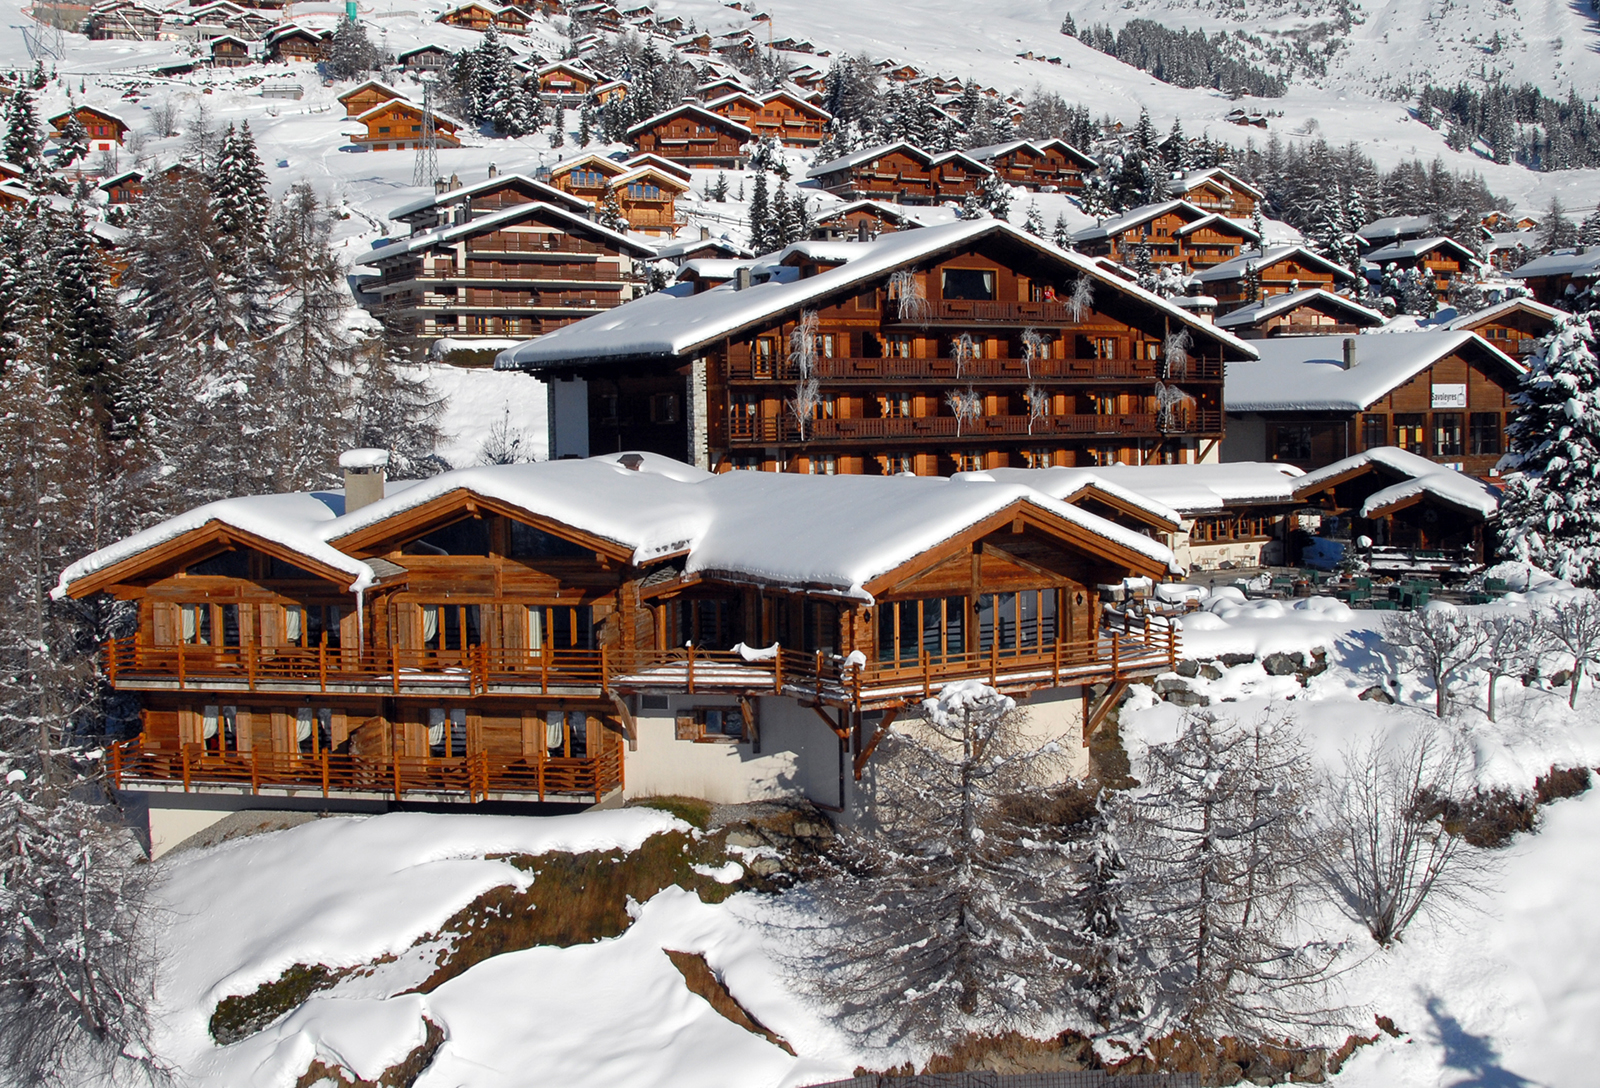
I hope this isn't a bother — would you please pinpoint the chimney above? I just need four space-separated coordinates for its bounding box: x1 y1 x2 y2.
449 173 461 190
487 162 498 178
735 267 752 290
857 220 869 242
340 449 389 514
618 452 644 471
700 226 711 240
434 178 447 194
1342 337 1358 369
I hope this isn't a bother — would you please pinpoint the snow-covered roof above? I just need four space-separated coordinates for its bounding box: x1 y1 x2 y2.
354 99 466 130
1365 236 1478 264
363 199 655 265
536 60 601 81
1224 331 1518 413
49 103 129 126
1174 213 1259 240
1071 200 1205 243
1295 447 1500 519
757 88 831 118
1446 297 1564 331
1356 214 1432 244
58 455 1179 601
676 258 750 281
969 468 1183 526
625 102 751 139
654 236 753 261
1214 289 1386 330
548 153 631 179
386 172 592 220
1507 247 1600 280
984 462 1303 516
1190 244 1358 285
964 138 1096 167
495 219 1259 370
805 142 992 179
1166 166 1263 199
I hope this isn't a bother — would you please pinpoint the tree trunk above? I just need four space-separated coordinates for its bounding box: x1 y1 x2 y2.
1570 661 1583 709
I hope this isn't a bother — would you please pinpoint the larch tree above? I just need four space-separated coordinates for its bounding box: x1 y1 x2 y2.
1498 313 1600 585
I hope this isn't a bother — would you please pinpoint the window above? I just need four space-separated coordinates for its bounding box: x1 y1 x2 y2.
649 392 679 423
953 450 984 472
626 183 662 200
268 556 318 579
378 125 391 134
1470 412 1503 455
181 604 211 645
573 169 604 187
428 707 468 757
751 337 776 377
509 522 592 559
526 604 594 651
1433 412 1464 457
854 288 879 311
284 604 342 648
296 707 333 754
187 550 250 578
201 704 237 753
1361 413 1387 451
941 268 995 301
884 334 913 358
880 392 913 418
1393 413 1426 455
975 590 1058 655
422 604 482 652
877 596 966 665
543 709 589 757
1093 337 1117 360
808 454 837 475
677 597 742 649
1273 425 1313 461
675 706 743 742
407 518 491 556
886 453 915 474
1023 448 1053 469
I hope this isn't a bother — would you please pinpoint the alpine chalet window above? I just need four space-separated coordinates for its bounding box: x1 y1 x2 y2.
1393 414 1426 455
508 522 592 559
428 707 468 757
941 268 995 301
649 392 679 424
1361 414 1387 451
1469 412 1503 455
975 590 1058 655
526 604 594 651
1273 425 1313 461
407 518 491 556
1433 412 1464 457
877 596 966 665
422 604 481 652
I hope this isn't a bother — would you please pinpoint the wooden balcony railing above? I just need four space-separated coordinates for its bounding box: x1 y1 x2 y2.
107 734 623 803
729 355 1221 383
725 410 1222 445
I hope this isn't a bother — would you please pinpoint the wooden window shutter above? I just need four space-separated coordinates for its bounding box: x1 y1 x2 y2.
674 713 697 741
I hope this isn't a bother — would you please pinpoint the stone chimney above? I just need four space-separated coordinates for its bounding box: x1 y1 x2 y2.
487 162 498 178
449 173 461 190
699 225 711 240
1342 337 1358 369
434 178 447 194
735 267 752 290
340 449 389 514
857 220 869 242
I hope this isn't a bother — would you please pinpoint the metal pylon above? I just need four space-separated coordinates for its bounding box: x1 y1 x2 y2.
412 79 439 188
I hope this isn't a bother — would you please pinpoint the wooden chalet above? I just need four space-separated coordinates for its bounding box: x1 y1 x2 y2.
352 99 462 151
627 103 751 168
100 168 144 205
695 76 749 101
360 175 654 342
1365 236 1478 294
493 4 532 32
1506 247 1600 308
534 61 600 102
399 44 452 71
63 453 1182 848
654 234 754 265
48 105 128 151
1165 167 1262 219
967 139 1097 192
805 142 992 206
1292 446 1500 560
498 219 1252 474
1190 245 1360 313
209 34 253 66
0 181 31 209
1214 289 1386 339
337 80 405 117
608 165 689 235
571 0 621 28
811 200 923 240
436 1 498 29
265 25 329 62
548 152 631 203
1221 331 1522 476
1447 297 1561 360
705 89 830 147
84 0 163 40
592 79 629 104
1071 201 1259 275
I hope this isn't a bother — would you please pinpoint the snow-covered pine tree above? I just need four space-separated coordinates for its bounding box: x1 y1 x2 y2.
1119 710 1335 1042
349 322 446 479
710 171 729 202
958 187 987 220
1053 212 1072 249
1071 790 1142 1030
748 171 771 252
210 122 271 256
52 204 124 414
807 682 1074 1050
2 89 43 176
550 105 566 147
577 105 593 147
326 15 380 80
597 188 627 233
1542 196 1577 253
1498 313 1600 584
978 175 1012 220
1060 12 1077 36
1023 201 1045 237
1164 118 1190 171
56 112 89 167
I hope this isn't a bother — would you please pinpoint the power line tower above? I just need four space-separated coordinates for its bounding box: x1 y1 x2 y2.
412 78 439 188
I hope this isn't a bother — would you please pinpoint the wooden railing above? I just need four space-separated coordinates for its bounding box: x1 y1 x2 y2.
107 735 623 803
728 355 1223 383
725 410 1228 445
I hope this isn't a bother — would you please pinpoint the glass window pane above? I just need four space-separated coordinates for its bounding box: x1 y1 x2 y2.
976 594 995 653
898 601 918 663
946 597 965 656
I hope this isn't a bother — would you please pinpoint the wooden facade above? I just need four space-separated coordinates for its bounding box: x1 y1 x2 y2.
361 195 652 343
807 143 992 205
969 139 1096 192
209 34 253 66
353 99 462 151
1367 237 1477 294
1294 459 1492 558
535 62 600 101
73 466 1179 807
266 26 328 62
1166 168 1262 219
337 80 404 117
548 155 687 235
48 105 128 151
627 104 751 168
706 90 830 147
1073 202 1260 274
1449 298 1560 360
1195 246 1355 312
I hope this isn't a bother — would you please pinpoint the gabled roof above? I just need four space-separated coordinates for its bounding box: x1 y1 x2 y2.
625 102 751 139
536 60 601 81
337 80 405 105
624 152 692 180
355 98 464 130
496 218 1258 370
267 23 325 43
49 104 129 127
965 138 1098 170
549 153 632 180
1365 236 1478 264
986 462 1303 516
1173 213 1259 241
1507 247 1600 280
364 198 656 264
1191 244 1358 285
1356 214 1433 245
654 235 753 261
613 164 692 192
1166 166 1264 201
398 43 452 59
816 198 924 227
387 173 591 220
703 90 764 112
1447 297 1564 331
1070 200 1208 244
1224 331 1519 413
98 168 144 189
806 141 993 179
757 88 831 119
1294 447 1499 519
1214 289 1386 330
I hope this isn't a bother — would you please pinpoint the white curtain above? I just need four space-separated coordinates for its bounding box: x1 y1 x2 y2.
545 710 564 749
295 708 313 743
527 606 543 651
285 607 302 644
182 606 198 644
422 605 439 646
202 705 219 740
428 708 446 746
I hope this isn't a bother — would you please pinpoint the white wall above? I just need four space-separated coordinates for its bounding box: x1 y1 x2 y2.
548 376 590 460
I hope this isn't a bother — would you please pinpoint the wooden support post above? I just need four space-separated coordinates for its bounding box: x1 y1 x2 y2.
989 634 998 686
815 649 823 704
1082 680 1130 747
601 643 609 692
610 694 638 752
852 705 900 780
321 750 329 799
774 649 783 694
922 649 931 700
109 740 121 790
319 635 328 693
687 641 696 695
177 639 185 690
541 642 550 694
537 734 546 802
1111 632 1120 679
246 642 256 691
809 703 848 740
391 645 399 696
105 640 117 687
1052 635 1061 685
393 756 402 803
738 695 760 754
182 746 190 792
250 748 259 796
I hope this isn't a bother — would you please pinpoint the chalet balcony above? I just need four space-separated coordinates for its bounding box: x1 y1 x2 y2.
727 355 1223 384
884 299 1114 326
725 409 1224 445
108 736 623 804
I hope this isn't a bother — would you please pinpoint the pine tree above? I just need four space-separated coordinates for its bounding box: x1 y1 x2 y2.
577 105 592 147
597 187 627 232
979 174 1012 220
1498 313 1600 585
1023 201 1045 237
56 113 89 167
210 123 272 257
748 170 771 252
958 188 987 220
326 15 380 80
1053 213 1072 249
3 89 43 176
1579 203 1600 246
1542 196 1577 252
550 105 566 147
710 171 729 202
1060 13 1077 36
52 205 123 412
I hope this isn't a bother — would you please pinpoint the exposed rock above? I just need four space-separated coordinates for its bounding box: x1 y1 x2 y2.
1359 685 1395 704
1164 690 1211 708
1262 651 1305 676
1551 669 1573 688
723 829 766 849
745 855 785 877
1219 652 1256 667
1200 662 1224 681
1304 649 1329 678
1154 676 1194 694
1175 659 1201 678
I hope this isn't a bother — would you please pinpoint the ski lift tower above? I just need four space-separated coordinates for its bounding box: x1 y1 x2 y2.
412 79 439 188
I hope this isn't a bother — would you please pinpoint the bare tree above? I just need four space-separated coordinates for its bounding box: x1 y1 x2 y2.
951 332 977 378
1118 710 1338 1041
1538 592 1600 708
1020 327 1050 378
146 98 178 139
1469 610 1545 722
1385 606 1488 716
1023 384 1050 436
1162 328 1191 380
887 270 930 324
806 682 1073 1050
785 309 822 441
1321 732 1494 947
1067 274 1094 321
946 385 982 437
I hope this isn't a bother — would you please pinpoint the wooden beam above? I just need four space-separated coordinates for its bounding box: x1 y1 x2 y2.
1082 680 1129 748
738 695 760 753
852 705 900 780
1196 437 1219 464
609 694 638 752
809 703 848 740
